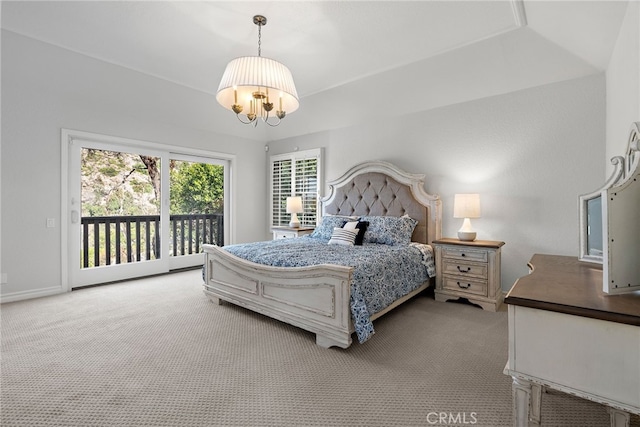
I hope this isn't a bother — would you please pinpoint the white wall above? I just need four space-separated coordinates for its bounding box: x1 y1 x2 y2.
267 74 606 292
606 0 640 164
6 1 635 301
1 31 267 300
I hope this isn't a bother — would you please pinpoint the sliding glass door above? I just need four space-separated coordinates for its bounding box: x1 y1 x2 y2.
167 154 227 270
65 133 229 289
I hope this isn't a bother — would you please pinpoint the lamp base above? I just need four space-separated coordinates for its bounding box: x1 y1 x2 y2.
457 218 476 241
457 231 477 241
289 212 300 228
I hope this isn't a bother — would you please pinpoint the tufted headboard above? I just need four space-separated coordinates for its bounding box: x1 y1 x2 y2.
320 161 442 245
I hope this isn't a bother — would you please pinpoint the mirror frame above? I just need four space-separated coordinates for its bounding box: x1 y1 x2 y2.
578 155 624 263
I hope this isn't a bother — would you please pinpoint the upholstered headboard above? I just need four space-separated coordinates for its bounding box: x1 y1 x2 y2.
320 161 442 245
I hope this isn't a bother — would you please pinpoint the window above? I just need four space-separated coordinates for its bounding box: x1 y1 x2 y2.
270 148 322 227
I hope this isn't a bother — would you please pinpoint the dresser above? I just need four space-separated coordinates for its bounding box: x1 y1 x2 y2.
504 254 640 427
270 226 314 240
432 238 504 311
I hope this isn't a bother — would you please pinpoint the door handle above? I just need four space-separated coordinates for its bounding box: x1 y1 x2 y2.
71 210 79 224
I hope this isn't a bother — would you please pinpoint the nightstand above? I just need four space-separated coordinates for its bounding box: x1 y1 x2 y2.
271 226 314 240
432 238 505 311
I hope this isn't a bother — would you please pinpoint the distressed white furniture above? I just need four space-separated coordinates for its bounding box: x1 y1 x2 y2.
432 238 504 311
579 122 640 295
203 161 442 348
271 226 314 240
504 254 640 427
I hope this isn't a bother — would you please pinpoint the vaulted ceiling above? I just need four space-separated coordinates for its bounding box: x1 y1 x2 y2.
1 1 630 141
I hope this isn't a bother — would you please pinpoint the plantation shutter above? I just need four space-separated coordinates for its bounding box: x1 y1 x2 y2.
271 159 292 226
270 149 322 227
295 158 318 226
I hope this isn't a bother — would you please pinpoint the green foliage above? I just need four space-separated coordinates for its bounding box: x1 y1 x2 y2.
170 162 224 214
81 148 160 217
80 149 225 269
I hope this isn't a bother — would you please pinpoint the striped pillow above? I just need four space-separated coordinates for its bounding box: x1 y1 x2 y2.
327 227 358 246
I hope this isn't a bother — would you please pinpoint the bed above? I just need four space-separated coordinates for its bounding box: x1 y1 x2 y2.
203 161 442 348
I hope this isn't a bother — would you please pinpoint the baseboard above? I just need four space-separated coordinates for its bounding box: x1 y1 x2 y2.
0 286 64 303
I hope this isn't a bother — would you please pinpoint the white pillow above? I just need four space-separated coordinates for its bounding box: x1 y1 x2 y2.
343 221 359 230
328 227 358 246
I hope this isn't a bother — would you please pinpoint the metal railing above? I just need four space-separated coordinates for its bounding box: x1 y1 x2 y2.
81 214 223 268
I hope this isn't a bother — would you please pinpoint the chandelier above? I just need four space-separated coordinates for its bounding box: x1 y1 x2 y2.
216 15 299 127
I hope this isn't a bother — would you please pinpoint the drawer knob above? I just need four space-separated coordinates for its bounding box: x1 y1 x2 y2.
457 281 471 289
461 253 466 257
457 266 471 273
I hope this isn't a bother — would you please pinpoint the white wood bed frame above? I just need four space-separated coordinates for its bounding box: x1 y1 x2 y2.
203 161 442 348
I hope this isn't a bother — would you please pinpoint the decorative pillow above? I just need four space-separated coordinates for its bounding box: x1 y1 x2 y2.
359 215 417 245
343 221 358 230
343 220 369 246
328 227 358 246
310 216 349 240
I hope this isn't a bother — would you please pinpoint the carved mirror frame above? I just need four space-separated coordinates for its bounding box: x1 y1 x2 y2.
578 122 640 265
578 156 624 263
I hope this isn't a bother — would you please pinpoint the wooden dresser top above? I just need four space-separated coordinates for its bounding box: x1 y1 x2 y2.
505 254 640 326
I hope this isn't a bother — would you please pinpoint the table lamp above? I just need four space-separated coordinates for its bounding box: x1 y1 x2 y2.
286 196 303 228
453 193 481 241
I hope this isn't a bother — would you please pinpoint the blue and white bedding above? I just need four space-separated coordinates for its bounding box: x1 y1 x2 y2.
220 235 436 344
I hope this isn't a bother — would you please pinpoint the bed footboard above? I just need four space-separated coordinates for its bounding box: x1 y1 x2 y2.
203 244 354 348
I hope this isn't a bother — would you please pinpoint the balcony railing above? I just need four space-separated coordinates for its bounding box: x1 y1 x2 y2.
81 214 223 268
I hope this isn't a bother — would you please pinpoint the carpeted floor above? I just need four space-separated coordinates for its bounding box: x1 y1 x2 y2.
1 270 638 426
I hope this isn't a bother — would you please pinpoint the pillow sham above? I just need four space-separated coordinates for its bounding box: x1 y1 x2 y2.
343 220 369 246
359 215 417 246
354 221 369 245
328 227 358 246
310 216 350 240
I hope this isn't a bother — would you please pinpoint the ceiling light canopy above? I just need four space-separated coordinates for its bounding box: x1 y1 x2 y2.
216 15 299 127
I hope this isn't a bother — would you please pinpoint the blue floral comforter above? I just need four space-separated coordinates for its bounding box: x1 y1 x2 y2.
220 236 436 344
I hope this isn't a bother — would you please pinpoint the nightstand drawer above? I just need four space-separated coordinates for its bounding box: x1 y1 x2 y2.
442 247 488 263
443 276 487 296
274 231 297 239
271 227 314 240
442 260 488 279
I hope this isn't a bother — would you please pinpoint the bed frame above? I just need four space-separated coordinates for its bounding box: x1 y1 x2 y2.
203 161 442 348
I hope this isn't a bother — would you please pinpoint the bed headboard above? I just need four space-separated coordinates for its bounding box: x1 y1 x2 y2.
320 161 442 245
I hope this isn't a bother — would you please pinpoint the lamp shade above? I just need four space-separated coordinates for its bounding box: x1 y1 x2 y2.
286 196 303 214
216 56 299 114
453 194 481 219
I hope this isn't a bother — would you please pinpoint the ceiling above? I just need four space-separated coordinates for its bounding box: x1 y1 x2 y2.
1 1 630 141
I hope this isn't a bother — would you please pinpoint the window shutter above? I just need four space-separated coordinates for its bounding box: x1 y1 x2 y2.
270 149 322 228
271 159 292 226
295 157 318 227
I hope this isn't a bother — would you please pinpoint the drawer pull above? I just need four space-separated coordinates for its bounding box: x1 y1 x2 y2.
457 266 471 273
461 253 466 257
457 281 471 289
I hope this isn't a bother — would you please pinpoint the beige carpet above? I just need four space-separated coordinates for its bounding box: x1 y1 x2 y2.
1 270 638 426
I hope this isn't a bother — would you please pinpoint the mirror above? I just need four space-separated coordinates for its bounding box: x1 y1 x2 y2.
585 197 602 257
578 156 624 264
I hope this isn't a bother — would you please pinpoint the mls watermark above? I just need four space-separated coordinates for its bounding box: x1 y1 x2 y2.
426 412 478 425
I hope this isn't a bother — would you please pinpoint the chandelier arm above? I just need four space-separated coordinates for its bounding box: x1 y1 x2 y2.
236 114 256 125
264 118 282 127
262 113 282 127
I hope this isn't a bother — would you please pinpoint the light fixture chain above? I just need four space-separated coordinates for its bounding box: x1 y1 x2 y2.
257 22 262 57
